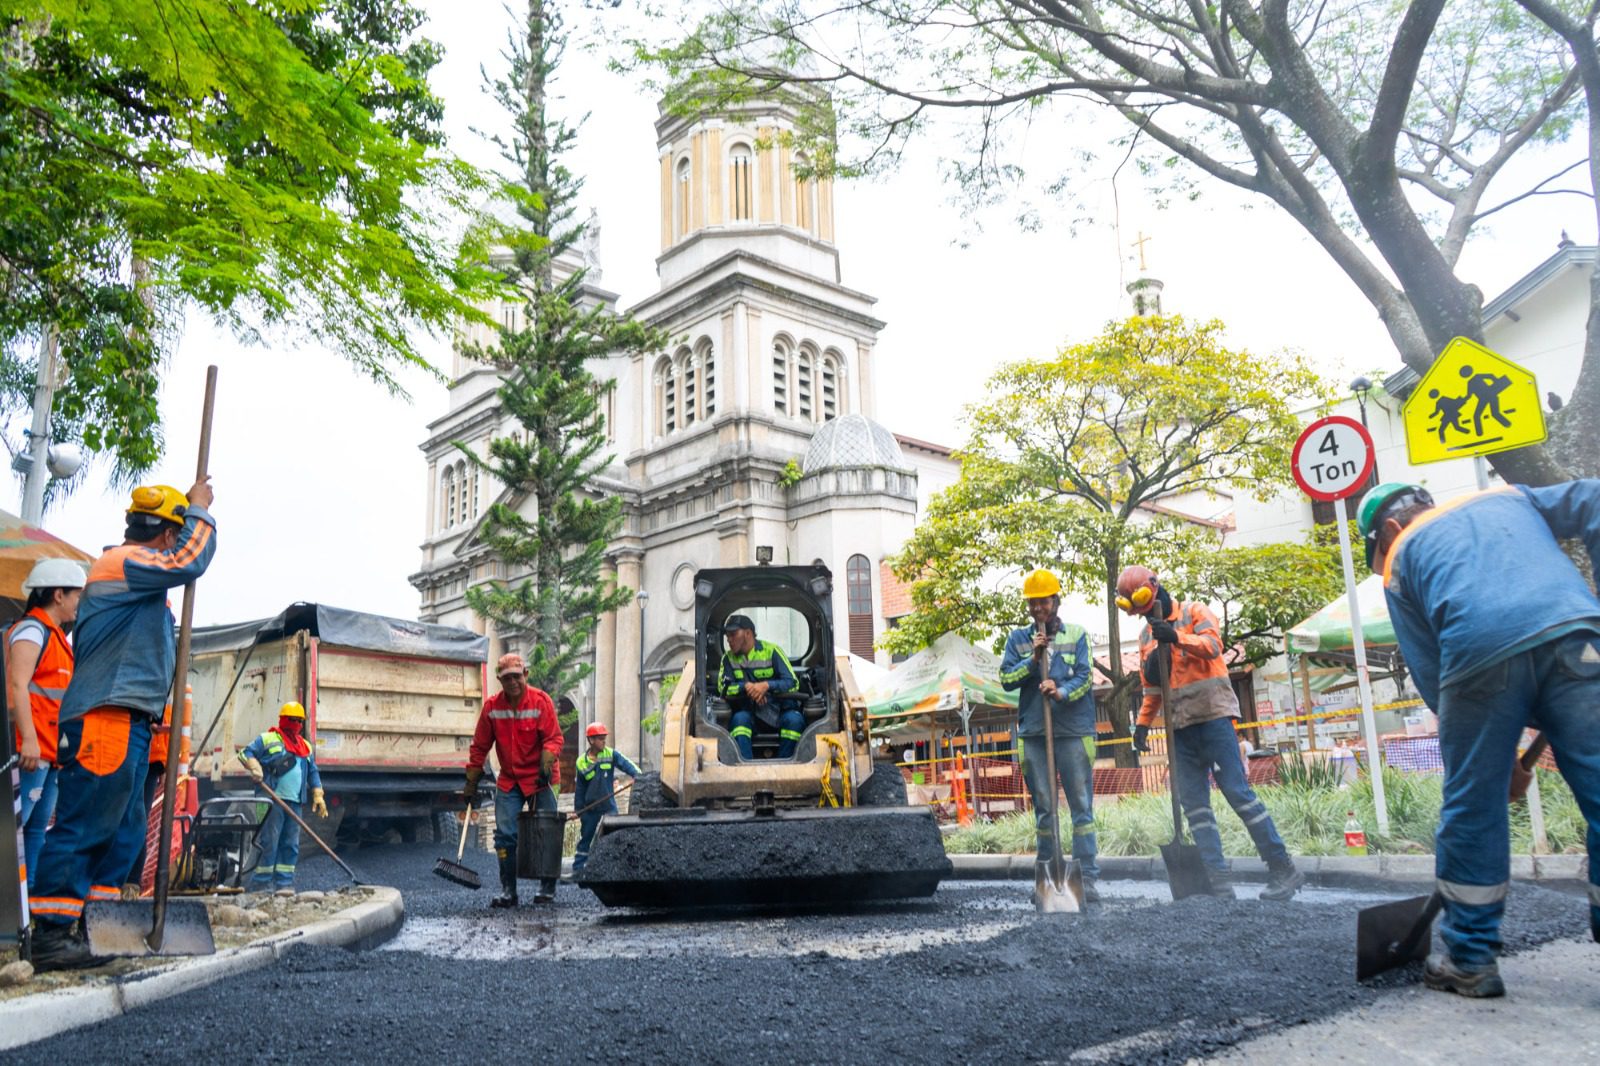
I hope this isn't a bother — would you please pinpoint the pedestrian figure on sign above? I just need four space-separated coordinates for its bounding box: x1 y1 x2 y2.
1459 365 1514 436
1426 388 1472 444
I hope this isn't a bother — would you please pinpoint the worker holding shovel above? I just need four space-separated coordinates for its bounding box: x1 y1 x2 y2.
239 701 327 895
28 481 216 970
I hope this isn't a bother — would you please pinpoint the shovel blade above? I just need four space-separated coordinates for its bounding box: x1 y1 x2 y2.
84 899 216 958
1356 893 1437 981
1033 860 1081 914
1159 840 1214 901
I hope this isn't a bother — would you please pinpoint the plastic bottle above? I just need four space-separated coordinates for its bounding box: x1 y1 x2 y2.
1344 810 1368 856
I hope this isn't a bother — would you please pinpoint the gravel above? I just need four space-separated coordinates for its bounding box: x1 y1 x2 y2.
10 840 1591 1065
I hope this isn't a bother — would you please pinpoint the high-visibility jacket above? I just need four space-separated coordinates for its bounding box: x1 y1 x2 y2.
1136 599 1237 730
573 746 642 811
719 640 798 710
6 607 73 764
998 618 1095 736
468 686 564 794
241 728 322 805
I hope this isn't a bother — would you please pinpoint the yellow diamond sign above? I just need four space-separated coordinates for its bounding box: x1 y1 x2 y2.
1402 337 1547 465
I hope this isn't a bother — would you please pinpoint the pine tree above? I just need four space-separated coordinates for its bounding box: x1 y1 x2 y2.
461 0 666 704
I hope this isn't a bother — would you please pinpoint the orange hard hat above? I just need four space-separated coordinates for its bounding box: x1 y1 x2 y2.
586 723 609 738
1115 565 1160 615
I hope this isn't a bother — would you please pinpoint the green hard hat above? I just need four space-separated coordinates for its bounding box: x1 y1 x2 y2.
1357 482 1429 537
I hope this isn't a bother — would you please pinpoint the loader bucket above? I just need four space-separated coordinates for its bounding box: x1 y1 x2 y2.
576 804 951 909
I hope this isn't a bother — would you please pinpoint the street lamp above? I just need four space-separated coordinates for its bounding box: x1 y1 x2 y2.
636 589 649 745
1349 375 1379 481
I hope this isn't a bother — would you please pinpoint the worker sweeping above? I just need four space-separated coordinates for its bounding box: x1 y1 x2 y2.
999 568 1101 902
27 480 216 971
5 558 85 890
571 723 641 876
464 653 564 907
239 701 327 895
1362 480 1600 997
1117 565 1304 902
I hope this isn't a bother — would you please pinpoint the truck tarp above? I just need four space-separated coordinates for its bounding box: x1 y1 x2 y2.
190 602 488 664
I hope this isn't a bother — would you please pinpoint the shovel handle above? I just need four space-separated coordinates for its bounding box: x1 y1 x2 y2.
1157 644 1185 843
248 773 360 884
568 778 635 820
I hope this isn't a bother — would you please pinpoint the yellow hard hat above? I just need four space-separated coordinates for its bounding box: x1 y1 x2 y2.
127 485 189 525
1021 568 1062 599
279 701 307 720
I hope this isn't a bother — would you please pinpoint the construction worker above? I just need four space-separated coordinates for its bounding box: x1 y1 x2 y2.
719 614 805 759
28 480 216 971
1361 480 1600 997
999 568 1101 902
464 653 563 907
1117 565 1304 902
5 558 85 889
239 701 327 894
571 723 641 875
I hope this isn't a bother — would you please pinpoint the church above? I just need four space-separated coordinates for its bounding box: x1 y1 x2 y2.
410 88 958 762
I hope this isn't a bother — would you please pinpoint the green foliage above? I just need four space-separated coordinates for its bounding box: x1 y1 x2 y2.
1171 536 1345 668
777 458 804 487
641 672 680 735
464 1 669 703
0 0 498 478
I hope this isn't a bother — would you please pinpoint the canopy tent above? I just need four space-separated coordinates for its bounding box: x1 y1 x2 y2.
1283 574 1407 692
859 632 1018 737
0 509 92 620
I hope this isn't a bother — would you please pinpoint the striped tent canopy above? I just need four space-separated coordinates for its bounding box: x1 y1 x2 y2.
0 508 92 620
860 632 1018 736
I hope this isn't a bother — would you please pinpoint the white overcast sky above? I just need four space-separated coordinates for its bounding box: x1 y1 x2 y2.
25 2 1591 626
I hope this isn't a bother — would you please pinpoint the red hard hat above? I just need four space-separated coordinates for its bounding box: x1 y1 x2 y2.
1115 565 1160 615
585 723 609 738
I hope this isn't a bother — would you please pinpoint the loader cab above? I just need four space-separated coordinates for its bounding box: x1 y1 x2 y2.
694 564 837 762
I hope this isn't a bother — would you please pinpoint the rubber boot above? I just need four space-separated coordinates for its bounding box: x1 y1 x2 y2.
1080 877 1101 904
1260 860 1305 901
490 848 518 909
1207 871 1236 900
1424 954 1505 998
30 922 98 972
533 878 556 904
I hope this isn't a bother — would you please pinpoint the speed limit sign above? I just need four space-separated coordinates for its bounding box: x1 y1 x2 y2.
1292 416 1375 502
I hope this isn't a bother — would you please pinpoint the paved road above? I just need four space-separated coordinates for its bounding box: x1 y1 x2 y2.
13 842 1594 1064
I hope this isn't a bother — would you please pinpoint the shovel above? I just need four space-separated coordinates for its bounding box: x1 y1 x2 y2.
1355 732 1550 981
1155 645 1214 901
433 803 480 890
246 771 366 886
85 366 218 960
1033 697 1083 914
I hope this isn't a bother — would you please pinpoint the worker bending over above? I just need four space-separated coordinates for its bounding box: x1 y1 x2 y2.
239 701 327 894
1117 565 1303 902
571 722 640 875
999 568 1101 902
1362 480 1600 997
719 615 806 759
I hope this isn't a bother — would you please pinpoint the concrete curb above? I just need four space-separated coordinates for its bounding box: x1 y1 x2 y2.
0 886 404 1052
947 852 1590 884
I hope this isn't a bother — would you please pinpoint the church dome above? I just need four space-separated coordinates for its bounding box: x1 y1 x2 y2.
801 414 911 474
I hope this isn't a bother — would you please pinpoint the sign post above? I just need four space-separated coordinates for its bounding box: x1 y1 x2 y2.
1292 415 1389 834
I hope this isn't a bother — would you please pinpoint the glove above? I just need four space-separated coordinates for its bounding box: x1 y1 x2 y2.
242 755 265 784
1133 724 1151 753
1149 618 1179 644
540 750 557 781
462 767 483 806
311 787 329 819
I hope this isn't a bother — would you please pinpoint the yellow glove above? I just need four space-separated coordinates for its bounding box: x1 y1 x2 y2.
311 787 328 819
540 750 556 783
241 754 265 783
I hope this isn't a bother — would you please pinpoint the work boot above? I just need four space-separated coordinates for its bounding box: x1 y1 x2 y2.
533 879 556 905
1080 877 1101 904
1207 871 1236 900
490 848 518 909
30 922 98 972
1424 953 1505 998
1260 861 1305 901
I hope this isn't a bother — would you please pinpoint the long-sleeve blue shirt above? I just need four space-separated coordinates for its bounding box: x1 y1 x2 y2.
999 618 1095 736
573 746 642 812
1383 481 1600 708
61 507 217 723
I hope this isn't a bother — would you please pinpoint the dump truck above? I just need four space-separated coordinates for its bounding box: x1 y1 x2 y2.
577 564 952 908
188 603 488 843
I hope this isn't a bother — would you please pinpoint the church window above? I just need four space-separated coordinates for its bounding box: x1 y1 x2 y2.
794 152 814 233
729 144 754 221
699 340 717 417
675 158 692 239
654 356 675 435
444 466 457 529
679 347 697 427
821 352 841 421
501 301 518 331
772 339 791 415
796 346 816 420
846 554 874 658
468 465 479 521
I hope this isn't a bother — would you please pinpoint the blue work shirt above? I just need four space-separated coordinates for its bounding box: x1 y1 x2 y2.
999 618 1096 736
573 746 642 812
241 729 322 805
1383 481 1600 708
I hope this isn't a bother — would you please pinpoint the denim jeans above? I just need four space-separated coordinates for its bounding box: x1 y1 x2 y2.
249 800 303 889
494 783 557 894
1020 732 1099 879
1170 715 1290 873
1435 632 1600 965
729 707 807 759
18 764 58 889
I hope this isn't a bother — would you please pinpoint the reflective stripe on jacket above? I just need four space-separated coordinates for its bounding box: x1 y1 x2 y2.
573 745 642 810
999 618 1095 736
7 607 72 764
719 640 798 705
241 728 322 804
467 686 564 794
1137 600 1237 730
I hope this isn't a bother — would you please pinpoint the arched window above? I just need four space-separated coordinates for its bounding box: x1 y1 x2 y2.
846 554 874 658
675 158 692 239
794 152 815 233
821 351 843 421
699 340 717 417
678 347 697 427
655 356 677 434
772 338 792 415
468 464 479 521
444 466 457 529
729 144 754 221
796 345 816 420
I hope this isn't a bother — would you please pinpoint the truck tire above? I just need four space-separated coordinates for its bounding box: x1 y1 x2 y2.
855 760 909 807
628 772 671 813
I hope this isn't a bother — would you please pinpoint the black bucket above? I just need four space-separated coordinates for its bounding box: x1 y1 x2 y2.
515 810 565 880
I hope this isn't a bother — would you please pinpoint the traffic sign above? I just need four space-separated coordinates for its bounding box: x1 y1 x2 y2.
1402 337 1546 465
1292 416 1375 502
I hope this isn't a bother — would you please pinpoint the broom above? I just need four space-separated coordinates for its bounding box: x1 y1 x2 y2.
433 803 481 889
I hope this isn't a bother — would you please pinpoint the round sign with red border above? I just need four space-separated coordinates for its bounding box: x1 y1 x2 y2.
1291 415 1375 502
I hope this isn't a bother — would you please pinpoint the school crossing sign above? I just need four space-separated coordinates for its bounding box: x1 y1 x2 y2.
1402 337 1546 465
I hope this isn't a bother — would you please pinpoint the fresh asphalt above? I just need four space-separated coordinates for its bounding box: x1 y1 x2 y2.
12 840 1593 1064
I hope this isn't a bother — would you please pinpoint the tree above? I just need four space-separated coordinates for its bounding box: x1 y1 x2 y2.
462 0 668 701
0 1 498 478
631 0 1599 482
883 314 1330 760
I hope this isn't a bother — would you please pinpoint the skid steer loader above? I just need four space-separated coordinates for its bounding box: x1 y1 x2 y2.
577 564 951 908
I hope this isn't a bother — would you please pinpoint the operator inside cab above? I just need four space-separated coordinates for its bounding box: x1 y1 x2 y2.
718 614 806 760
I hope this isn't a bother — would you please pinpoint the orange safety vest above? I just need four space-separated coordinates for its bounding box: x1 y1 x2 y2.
150 700 171 765
1136 599 1238 731
7 607 73 764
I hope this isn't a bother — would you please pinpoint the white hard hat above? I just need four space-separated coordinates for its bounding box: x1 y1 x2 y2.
22 558 87 593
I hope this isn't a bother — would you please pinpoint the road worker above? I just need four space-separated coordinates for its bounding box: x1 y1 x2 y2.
239 701 327 895
719 615 806 759
464 653 563 907
1117 564 1304 902
29 480 216 971
571 723 641 875
5 558 85 890
999 568 1101 902
1362 480 1600 997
